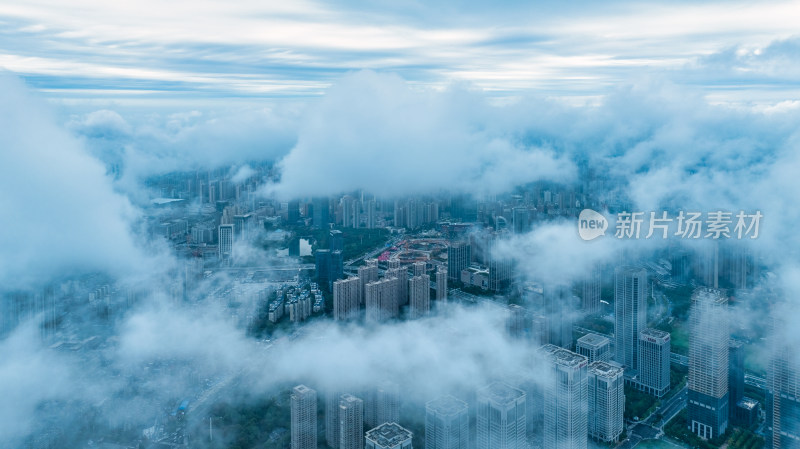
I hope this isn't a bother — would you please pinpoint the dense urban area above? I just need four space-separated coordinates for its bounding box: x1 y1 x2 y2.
3 164 795 449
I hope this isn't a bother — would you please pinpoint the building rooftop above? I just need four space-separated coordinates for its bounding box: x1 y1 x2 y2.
692 287 727 304
365 423 412 447
426 395 468 416
640 328 671 341
577 333 610 348
293 384 314 395
589 361 624 378
340 393 361 405
548 347 588 368
477 381 525 404
737 397 759 410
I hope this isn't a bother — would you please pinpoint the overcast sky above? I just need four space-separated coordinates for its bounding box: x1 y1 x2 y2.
2 0 800 106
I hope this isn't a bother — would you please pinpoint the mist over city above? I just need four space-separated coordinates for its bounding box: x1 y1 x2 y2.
1 2 800 449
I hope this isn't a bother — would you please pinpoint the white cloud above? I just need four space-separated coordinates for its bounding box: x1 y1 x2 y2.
265 71 576 199
0 74 156 288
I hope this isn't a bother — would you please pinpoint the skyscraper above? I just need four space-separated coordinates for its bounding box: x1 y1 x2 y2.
330 230 344 252
576 333 611 364
374 381 400 427
582 267 601 314
339 394 364 449
291 385 318 449
333 277 361 321
587 361 624 443
408 274 430 319
728 340 745 421
476 382 526 449
506 304 527 340
425 395 469 449
365 278 399 322
544 285 577 349
367 199 377 229
512 207 529 234
313 197 330 229
288 199 300 224
358 264 379 306
766 314 800 449
385 266 408 307
447 242 470 282
688 288 729 440
435 267 447 302
326 390 344 448
637 328 671 397
614 266 647 369
218 223 234 264
365 423 413 449
540 344 589 449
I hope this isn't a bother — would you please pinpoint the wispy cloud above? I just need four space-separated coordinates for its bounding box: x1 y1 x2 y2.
2 0 800 103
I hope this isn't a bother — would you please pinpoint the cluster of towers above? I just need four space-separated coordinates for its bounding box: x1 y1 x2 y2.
333 260 447 323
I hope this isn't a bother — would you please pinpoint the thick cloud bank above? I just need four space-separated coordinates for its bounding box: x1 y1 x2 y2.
0 75 155 289
266 71 577 199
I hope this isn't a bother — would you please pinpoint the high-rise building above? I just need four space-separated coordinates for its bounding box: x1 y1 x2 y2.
385 267 408 306
766 315 800 448
408 275 430 319
587 361 625 443
367 200 377 229
288 200 301 224
688 288 729 440
637 328 671 397
576 333 611 364
729 340 745 422
339 394 364 449
326 390 345 448
365 423 412 449
540 344 589 449
412 261 426 277
218 224 234 264
316 249 344 290
358 264 379 306
333 277 361 321
506 304 527 340
425 395 469 449
447 242 471 282
330 230 344 252
313 197 330 229
512 207 530 234
544 285 577 349
435 267 447 302
614 267 647 369
291 385 318 449
365 278 399 322
582 268 601 314
370 381 400 428
476 382 526 449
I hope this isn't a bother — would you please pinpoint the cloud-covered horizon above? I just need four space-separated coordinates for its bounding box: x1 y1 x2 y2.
2 0 800 104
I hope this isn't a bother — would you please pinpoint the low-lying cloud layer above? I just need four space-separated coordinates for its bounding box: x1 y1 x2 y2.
0 75 157 289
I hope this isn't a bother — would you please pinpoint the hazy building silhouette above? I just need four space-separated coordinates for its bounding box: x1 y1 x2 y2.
291 385 318 449
614 266 647 369
476 382 526 449
425 395 469 449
